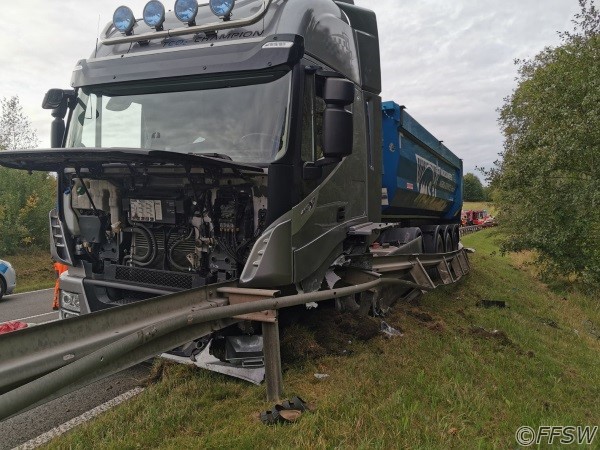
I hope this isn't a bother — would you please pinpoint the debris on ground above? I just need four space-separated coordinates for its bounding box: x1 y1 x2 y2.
314 373 329 380
380 321 403 338
477 299 508 308
260 396 312 425
0 321 28 335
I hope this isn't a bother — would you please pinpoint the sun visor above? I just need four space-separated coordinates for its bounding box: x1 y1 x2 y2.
71 34 304 88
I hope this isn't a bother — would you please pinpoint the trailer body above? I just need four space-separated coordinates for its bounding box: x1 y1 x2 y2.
381 101 463 223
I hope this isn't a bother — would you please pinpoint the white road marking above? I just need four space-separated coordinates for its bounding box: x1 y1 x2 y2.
4 288 53 298
10 311 58 322
14 387 145 450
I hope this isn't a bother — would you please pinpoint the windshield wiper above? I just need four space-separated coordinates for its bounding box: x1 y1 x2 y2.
191 152 233 161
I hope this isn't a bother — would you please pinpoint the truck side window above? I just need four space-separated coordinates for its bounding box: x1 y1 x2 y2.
77 94 142 148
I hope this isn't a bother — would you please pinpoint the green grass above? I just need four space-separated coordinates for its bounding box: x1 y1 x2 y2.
45 230 600 449
6 248 55 293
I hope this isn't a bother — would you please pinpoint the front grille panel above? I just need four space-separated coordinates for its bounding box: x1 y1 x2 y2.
114 265 195 290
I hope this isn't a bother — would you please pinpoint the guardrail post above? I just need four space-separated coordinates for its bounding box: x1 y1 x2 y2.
262 319 283 402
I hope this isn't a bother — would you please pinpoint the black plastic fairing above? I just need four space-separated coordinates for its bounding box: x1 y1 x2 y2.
0 148 264 173
72 34 305 88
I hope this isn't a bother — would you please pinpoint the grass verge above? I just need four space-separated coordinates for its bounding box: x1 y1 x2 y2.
6 249 55 293
45 230 599 449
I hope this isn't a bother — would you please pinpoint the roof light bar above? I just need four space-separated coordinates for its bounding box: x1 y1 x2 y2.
103 0 272 45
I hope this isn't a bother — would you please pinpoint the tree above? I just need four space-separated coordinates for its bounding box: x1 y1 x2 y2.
493 0 600 288
0 96 55 254
463 173 486 202
0 96 38 151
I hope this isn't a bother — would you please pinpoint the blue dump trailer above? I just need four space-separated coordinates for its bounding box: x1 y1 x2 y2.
381 101 463 224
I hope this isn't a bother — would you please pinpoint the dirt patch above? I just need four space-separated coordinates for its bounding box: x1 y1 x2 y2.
280 306 381 363
469 326 517 348
405 308 436 322
401 307 447 332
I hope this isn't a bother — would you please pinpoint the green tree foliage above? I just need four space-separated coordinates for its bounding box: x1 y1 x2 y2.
0 96 56 254
493 0 600 287
463 173 486 201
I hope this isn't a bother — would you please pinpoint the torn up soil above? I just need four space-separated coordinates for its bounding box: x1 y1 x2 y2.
279 306 381 364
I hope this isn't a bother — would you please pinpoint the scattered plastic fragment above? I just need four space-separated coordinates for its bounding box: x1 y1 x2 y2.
314 373 329 380
0 321 28 335
325 270 341 289
380 321 403 337
305 302 319 310
477 299 507 308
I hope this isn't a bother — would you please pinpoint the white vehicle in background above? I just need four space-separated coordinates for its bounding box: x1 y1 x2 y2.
0 259 17 300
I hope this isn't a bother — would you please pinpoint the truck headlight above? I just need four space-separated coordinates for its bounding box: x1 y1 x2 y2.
60 291 81 312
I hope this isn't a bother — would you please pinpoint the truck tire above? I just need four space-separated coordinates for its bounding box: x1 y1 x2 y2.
0 277 5 301
451 224 460 251
420 225 441 254
443 227 453 253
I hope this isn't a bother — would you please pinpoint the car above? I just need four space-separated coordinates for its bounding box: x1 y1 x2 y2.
0 259 17 300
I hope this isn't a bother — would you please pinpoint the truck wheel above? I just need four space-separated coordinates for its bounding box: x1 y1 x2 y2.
0 277 5 301
451 224 460 251
420 225 441 254
443 230 452 253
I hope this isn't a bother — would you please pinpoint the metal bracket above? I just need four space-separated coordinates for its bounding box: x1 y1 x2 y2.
436 257 454 285
216 287 279 323
410 258 436 290
457 252 471 274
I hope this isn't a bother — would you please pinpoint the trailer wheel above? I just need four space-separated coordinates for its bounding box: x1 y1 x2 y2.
443 230 452 253
451 224 460 251
420 225 441 254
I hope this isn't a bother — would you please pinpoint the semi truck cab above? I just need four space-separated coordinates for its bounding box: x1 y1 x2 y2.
0 0 462 321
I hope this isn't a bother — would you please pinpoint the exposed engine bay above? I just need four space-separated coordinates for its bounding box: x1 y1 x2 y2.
60 164 267 300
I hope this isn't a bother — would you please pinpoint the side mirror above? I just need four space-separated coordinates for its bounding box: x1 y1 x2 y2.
43 89 76 148
322 78 354 158
42 89 67 110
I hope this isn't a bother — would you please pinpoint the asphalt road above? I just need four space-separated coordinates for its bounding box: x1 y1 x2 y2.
0 364 152 449
0 288 59 325
0 289 155 448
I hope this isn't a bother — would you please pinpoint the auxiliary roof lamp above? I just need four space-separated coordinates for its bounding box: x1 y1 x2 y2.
113 6 136 35
174 0 199 25
143 1 166 31
209 0 236 20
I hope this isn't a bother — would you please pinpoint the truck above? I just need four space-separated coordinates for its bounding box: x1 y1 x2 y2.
0 0 465 372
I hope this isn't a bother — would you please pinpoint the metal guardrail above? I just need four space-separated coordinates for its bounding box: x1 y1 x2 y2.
459 225 482 237
0 247 472 420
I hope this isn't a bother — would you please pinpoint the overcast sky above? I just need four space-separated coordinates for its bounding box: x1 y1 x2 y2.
0 0 581 176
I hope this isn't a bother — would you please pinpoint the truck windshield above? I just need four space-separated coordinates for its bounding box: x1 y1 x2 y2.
66 71 292 165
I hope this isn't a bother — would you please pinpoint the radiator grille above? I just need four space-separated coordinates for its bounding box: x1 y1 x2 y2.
115 265 194 290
